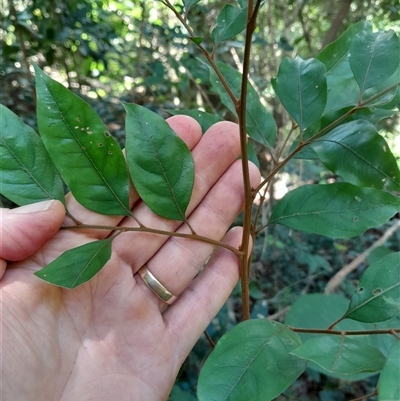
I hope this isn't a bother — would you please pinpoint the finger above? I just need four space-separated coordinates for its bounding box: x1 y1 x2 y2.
0 200 65 261
163 227 249 361
141 160 260 300
112 121 244 268
63 115 203 238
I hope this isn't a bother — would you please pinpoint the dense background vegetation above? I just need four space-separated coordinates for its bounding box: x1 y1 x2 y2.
1 0 399 399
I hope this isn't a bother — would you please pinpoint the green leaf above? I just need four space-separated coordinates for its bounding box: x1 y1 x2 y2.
209 62 276 147
269 183 400 238
211 5 247 45
165 109 223 132
34 239 112 288
344 252 400 323
317 23 370 114
246 141 260 169
311 120 400 191
0 104 64 205
189 36 203 45
197 320 306 401
292 336 386 375
378 341 400 401
285 294 399 380
124 103 194 221
349 30 400 94
317 21 371 73
272 56 327 131
34 65 130 216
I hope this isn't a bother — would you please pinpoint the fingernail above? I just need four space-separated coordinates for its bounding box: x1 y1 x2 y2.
11 200 55 214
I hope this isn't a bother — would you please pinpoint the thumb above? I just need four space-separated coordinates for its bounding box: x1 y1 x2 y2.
0 200 65 262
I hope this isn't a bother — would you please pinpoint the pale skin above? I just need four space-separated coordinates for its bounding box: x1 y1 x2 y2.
0 117 260 401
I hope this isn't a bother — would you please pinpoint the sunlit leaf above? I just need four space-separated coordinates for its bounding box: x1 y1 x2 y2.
378 341 400 401
311 120 400 191
34 65 130 216
209 62 276 147
197 320 306 401
272 56 327 131
124 103 194 221
34 239 112 288
166 109 223 132
269 183 400 238
349 30 400 94
0 104 64 205
211 4 247 45
344 252 400 323
292 336 386 375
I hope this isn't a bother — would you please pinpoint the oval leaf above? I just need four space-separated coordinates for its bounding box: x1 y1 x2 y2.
209 62 276 147
34 239 112 288
34 65 130 216
378 341 400 401
269 183 400 238
197 320 306 401
344 252 400 323
312 120 400 191
292 336 386 375
273 56 327 131
349 30 400 94
211 4 247 45
0 104 64 205
124 103 194 221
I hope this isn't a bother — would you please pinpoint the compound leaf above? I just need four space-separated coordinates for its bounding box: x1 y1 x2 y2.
34 65 130 216
124 103 194 221
0 104 64 205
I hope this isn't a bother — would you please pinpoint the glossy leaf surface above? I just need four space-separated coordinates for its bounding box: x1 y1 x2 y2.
273 56 327 131
197 320 306 401
344 252 400 323
124 103 194 221
292 336 386 375
378 341 400 401
34 66 130 216
349 30 400 94
166 109 223 133
34 239 112 288
209 62 276 147
269 183 400 238
312 120 400 191
0 104 64 205
211 4 247 45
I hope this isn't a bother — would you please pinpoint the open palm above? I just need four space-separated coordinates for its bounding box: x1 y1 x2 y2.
1 117 260 401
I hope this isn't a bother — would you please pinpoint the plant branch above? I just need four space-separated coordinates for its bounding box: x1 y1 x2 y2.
236 0 263 320
289 327 400 335
61 223 243 256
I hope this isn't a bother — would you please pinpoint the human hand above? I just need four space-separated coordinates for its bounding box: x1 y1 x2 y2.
0 116 260 401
